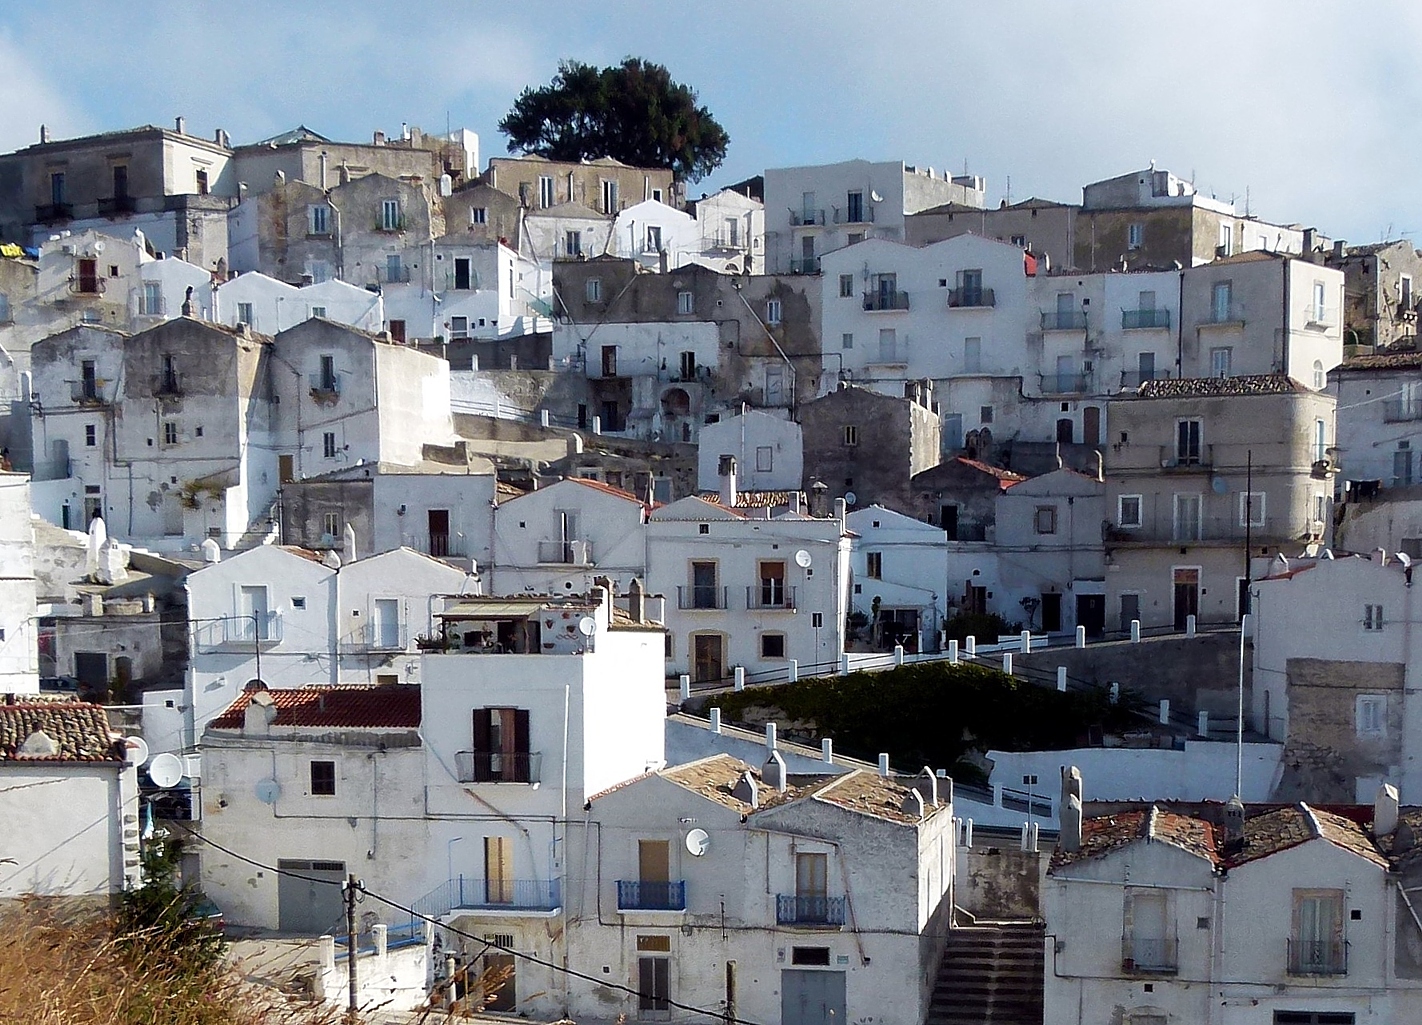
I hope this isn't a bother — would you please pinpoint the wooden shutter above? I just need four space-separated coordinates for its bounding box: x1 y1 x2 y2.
513 709 531 783
472 708 492 782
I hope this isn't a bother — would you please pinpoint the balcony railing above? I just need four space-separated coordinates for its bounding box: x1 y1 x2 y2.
200 612 284 651
1121 936 1178 974
1041 310 1088 331
308 373 342 397
947 287 995 309
617 880 686 911
537 539 594 565
29 458 71 482
1204 302 1246 325
357 621 409 651
1107 516 1294 545
1158 444 1214 470
70 380 112 404
419 875 562 914
862 290 910 312
35 202 73 223
1040 373 1092 394
789 257 821 275
776 894 846 926
833 205 875 225
1122 308 1171 329
1384 399 1422 422
746 585 797 610
790 210 825 226
1287 938 1348 977
153 373 183 397
97 195 137 216
454 751 542 784
421 532 467 559
69 276 106 296
678 586 728 610
1305 305 1333 328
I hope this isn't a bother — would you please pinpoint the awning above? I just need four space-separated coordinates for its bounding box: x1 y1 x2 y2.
440 601 544 619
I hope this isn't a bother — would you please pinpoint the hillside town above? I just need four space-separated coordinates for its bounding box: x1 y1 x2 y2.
0 103 1420 1025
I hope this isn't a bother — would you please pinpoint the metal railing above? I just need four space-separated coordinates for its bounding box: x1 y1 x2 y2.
537 539 594 565
1122 308 1171 329
1119 370 1172 388
947 287 995 308
443 272 479 291
70 379 112 404
420 532 467 558
411 875 561 918
1041 310 1088 331
617 880 686 911
154 373 183 396
833 205 875 225
29 458 71 482
1040 373 1092 394
789 257 821 275
1121 936 1178 973
1204 302 1246 325
746 585 797 611
358 622 409 651
97 195 136 216
1158 444 1213 470
776 894 846 926
69 276 106 296
1305 305 1333 328
35 203 73 223
862 290 910 311
790 210 825 226
375 265 412 284
200 612 284 650
1287 938 1347 976
454 751 541 784
678 586 728 610
1385 399 1422 423
308 372 342 396
1107 516 1289 545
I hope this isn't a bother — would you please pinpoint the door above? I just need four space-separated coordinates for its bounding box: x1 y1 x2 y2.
428 509 450 557
638 956 670 1017
1082 406 1101 447
765 365 785 405
1173 494 1201 541
1137 351 1156 384
454 258 471 290
73 652 107 694
278 454 295 483
1040 593 1062 632
639 839 672 908
373 598 400 648
1056 354 1074 392
877 274 895 308
484 836 513 904
940 504 959 540
1076 594 1106 638
162 494 185 536
1056 418 1074 444
277 859 346 934
1172 568 1200 630
691 562 718 609
781 970 847 1025
1130 892 1169 967
801 234 815 268
482 952 516 1012
795 853 828 922
942 413 963 453
692 634 724 683
239 585 269 640
601 345 617 377
1119 593 1140 633
78 258 98 293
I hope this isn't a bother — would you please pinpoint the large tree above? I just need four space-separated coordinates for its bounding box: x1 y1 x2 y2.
500 58 730 182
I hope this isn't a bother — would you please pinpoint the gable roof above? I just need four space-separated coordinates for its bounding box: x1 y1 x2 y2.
1135 375 1308 399
651 495 748 520
208 685 421 731
498 476 647 509
0 701 124 763
1335 348 1422 372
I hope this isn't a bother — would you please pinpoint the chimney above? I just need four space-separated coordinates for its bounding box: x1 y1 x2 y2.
900 788 925 819
1376 783 1400 837
834 498 847 532
215 128 229 148
1060 764 1083 810
343 523 357 562
1224 795 1246 852
628 577 646 623
878 752 891 778
731 770 760 810
762 750 788 793
914 766 939 808
1333 239 1347 259
789 492 803 516
201 537 221 563
83 592 104 617
373 130 386 146
243 688 277 735
175 116 186 135
319 151 329 191
718 455 738 508
1060 794 1083 852
39 124 50 144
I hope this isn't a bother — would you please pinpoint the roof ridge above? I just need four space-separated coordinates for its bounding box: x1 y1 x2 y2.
1300 801 1324 840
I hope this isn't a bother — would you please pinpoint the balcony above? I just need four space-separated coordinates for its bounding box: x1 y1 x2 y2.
421 532 467 559
308 373 342 399
617 880 686 912
200 612 284 651
1121 936 1178 974
789 257 821 275
355 621 409 651
862 290 910 312
1305 305 1333 329
537 539 594 565
746 585 797 611
375 265 412 284
29 458 71 483
153 373 183 397
423 875 561 914
1287 938 1347 977
790 210 825 226
678 586 728 610
70 379 112 405
454 750 542 784
1158 444 1214 470
947 287 995 309
776 894 846 927
1106 516 1294 546
68 276 106 297
35 202 73 223
1204 303 1246 326
1384 399 1422 422
1122 308 1171 329
833 206 875 225
1041 373 1093 394
1041 310 1088 331
373 216 407 233
97 195 137 216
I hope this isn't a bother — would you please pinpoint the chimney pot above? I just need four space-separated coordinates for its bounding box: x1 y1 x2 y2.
175 116 186 135
878 753 890 778
762 750 788 793
718 455 738 509
39 124 50 144
1061 794 1083 852
1376 783 1400 837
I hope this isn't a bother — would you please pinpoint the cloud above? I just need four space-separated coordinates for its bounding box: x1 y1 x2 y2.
0 32 91 152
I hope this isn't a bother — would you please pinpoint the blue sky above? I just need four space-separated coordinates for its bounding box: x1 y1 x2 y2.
2 1 1418 242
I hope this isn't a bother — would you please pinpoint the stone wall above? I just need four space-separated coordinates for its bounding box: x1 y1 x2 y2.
956 841 1047 919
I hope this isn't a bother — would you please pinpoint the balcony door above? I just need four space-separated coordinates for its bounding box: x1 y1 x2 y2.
795 852 828 921
1294 892 1343 974
373 598 400 649
428 509 450 557
1127 891 1169 968
639 839 672 909
484 836 513 904
1172 568 1200 630
691 561 719 609
760 561 786 607
239 585 269 640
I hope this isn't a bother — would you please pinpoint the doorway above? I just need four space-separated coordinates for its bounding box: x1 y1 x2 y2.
428 509 450 557
1172 568 1200 630
692 634 724 683
1082 406 1101 447
74 652 107 694
1119 593 1140 633
1056 418 1073 444
781 970 847 1025
1076 594 1106 638
277 859 346 935
1040 593 1062 632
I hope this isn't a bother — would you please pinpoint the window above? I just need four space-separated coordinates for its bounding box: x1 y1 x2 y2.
586 278 602 302
843 425 859 447
846 190 864 222
645 225 662 253
963 336 982 373
195 167 209 195
1273 1014 1355 1025
756 446 773 473
791 947 831 967
322 432 337 459
291 596 307 610
1403 275 1414 310
308 261 331 283
1395 443 1414 487
1313 359 1326 390
1175 419 1202 465
450 316 468 339
236 302 254 326
1312 280 1327 322
1219 223 1233 256
380 198 401 231
1211 280 1233 322
308 204 329 234
565 230 582 257
690 561 719 608
677 291 694 315
1010 234 1026 247
1357 695 1386 736
485 836 513 903
322 512 339 538
1035 506 1057 535
1210 346 1233 378
980 405 993 425
676 350 696 381
84 424 96 448
957 268 984 306
142 281 163 317
765 299 782 325
1290 889 1344 976
841 332 853 350
601 345 617 377
0 293 8 324
112 164 128 199
538 175 554 208
162 422 177 446
1315 419 1328 462
470 206 487 225
1174 494 1202 541
310 760 336 796
761 633 786 659
1127 223 1144 249
1118 495 1142 528
1238 491 1266 528
878 327 898 362
601 179 619 215
311 305 326 319
724 216 739 246
839 274 854 298
1364 604 1385 632
471 708 532 782
866 552 882 579
386 254 403 283
49 171 65 206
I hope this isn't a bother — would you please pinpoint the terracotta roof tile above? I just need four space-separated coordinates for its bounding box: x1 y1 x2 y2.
954 457 1028 489
813 770 948 825
208 685 421 730
0 702 124 762
1336 349 1422 372
699 490 806 509
1136 375 1308 399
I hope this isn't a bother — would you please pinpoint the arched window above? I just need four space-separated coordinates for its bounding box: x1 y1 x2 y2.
1313 359 1325 390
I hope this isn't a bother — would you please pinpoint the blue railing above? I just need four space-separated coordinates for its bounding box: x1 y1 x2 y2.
776 894 847 926
617 880 686 911
410 875 561 924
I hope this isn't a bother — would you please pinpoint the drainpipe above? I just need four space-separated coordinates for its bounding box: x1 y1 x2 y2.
1280 257 1290 375
327 196 344 281
1176 267 1185 378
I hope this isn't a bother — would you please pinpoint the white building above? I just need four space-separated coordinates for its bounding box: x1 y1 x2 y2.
846 505 948 652
689 186 764 274
611 199 698 272
647 496 851 682
522 201 612 264
1333 349 1422 492
0 473 40 691
213 273 384 335
696 408 803 493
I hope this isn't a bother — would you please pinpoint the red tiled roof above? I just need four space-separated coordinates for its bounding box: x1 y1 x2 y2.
0 702 124 762
208 685 421 730
955 457 1027 490
1135 375 1308 399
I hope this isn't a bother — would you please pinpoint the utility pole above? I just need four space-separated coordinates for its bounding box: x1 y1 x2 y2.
253 612 262 682
344 874 359 1017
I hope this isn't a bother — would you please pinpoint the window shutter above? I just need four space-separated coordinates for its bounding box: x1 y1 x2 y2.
472 708 492 782
513 709 531 783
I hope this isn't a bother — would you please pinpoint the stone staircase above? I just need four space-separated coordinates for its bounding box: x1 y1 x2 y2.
927 919 1045 1025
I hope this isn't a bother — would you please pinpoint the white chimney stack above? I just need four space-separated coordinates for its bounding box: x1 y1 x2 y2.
878 753 891 778
718 454 738 509
762 750 788 793
765 722 777 751
1061 794 1083 852
1376 783 1401 837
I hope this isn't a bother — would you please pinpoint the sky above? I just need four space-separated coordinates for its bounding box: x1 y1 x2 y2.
1 1 1418 242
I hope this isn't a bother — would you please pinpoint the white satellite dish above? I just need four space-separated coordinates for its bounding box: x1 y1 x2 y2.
870 190 884 203
844 491 858 507
794 549 813 569
1211 476 1229 495
685 828 710 857
124 736 150 767
577 616 597 636
254 778 282 805
148 752 184 789
92 239 105 253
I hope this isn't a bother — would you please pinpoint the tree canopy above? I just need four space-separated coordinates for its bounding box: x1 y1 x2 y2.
499 58 730 182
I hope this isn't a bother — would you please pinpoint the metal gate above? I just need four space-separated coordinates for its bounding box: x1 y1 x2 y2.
781 970 846 1025
277 860 346 935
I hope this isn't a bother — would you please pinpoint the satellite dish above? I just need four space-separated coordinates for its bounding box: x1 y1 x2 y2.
148 752 184 789
685 828 710 857
254 778 282 805
795 550 813 569
92 239 105 253
870 190 884 203
1211 477 1229 495
577 616 597 636
844 491 858 507
124 736 150 767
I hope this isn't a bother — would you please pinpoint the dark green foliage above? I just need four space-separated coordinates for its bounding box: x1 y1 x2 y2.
944 611 1014 644
499 58 730 181
118 833 224 976
710 662 1140 784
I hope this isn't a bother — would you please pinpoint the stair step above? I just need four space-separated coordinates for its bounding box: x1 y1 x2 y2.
929 922 1046 1025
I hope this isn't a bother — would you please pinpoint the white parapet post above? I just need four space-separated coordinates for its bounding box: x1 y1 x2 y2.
1076 625 1086 648
948 640 959 664
839 653 850 676
1020 630 1031 653
965 635 977 658
1198 710 1209 737
992 783 1004 808
1030 823 1040 852
1110 681 1120 703
679 674 690 701
1131 619 1142 643
1159 699 1171 725
539 409 550 428
787 659 798 683
1020 822 1030 851
734 666 745 691
1186 614 1197 638
709 707 722 733
964 818 974 848
821 738 833 764
893 644 905 666
1057 666 1068 692
591 415 602 435
765 722 778 751
1002 652 1012 675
